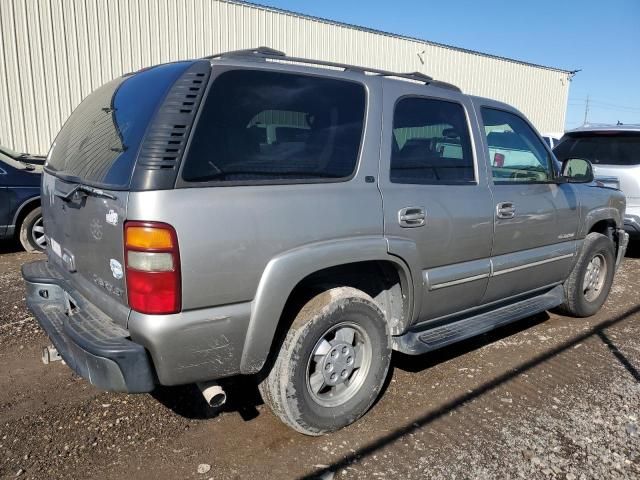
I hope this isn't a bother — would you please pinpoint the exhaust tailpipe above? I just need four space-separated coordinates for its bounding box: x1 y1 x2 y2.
197 381 227 408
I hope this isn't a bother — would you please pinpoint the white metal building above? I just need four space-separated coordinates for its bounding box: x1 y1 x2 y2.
0 0 572 155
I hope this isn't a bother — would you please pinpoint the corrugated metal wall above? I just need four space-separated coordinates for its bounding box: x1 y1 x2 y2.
0 0 571 154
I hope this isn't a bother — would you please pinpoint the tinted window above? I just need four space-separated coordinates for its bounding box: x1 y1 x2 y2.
182 70 366 183
47 62 191 188
481 108 553 183
390 98 474 184
554 133 640 166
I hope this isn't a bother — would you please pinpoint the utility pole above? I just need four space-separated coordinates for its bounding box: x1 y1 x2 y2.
583 95 590 125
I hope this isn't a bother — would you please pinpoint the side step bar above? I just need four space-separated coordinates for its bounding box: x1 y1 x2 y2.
393 285 564 355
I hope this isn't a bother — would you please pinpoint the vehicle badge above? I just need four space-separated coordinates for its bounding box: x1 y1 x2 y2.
106 209 118 226
110 259 123 279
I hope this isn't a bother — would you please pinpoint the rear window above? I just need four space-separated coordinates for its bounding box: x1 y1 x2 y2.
181 70 366 184
554 132 640 166
46 62 192 188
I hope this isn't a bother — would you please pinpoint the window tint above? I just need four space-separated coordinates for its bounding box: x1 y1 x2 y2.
182 70 366 183
481 108 553 183
47 62 191 187
554 133 640 166
390 98 474 184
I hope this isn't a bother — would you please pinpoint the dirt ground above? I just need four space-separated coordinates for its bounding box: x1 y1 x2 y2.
1 240 639 480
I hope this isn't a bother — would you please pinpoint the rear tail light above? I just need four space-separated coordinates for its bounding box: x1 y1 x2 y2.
124 221 181 314
494 152 505 167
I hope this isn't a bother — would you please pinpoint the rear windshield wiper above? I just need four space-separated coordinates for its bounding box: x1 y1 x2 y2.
54 184 117 201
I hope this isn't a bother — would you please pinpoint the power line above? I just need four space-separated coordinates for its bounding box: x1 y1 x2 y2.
583 95 590 125
569 97 640 112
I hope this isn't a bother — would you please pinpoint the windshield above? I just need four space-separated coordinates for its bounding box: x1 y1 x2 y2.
554 132 640 166
46 61 192 188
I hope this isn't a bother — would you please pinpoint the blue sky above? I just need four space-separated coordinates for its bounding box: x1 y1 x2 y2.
256 0 640 131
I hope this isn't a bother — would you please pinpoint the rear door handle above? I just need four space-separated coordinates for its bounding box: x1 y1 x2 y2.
398 206 426 228
496 202 516 219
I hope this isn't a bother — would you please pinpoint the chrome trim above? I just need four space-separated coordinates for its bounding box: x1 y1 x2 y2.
492 253 574 276
430 273 490 290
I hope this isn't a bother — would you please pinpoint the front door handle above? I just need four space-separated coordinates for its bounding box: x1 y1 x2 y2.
496 202 516 219
398 206 426 228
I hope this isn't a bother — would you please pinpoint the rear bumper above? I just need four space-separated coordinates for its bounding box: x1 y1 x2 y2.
22 261 155 393
616 229 630 268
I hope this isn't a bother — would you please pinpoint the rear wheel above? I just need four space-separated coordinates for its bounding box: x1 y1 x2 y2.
19 207 46 253
557 232 615 317
259 287 391 435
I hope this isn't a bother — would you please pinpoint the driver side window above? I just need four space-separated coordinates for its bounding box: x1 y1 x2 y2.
481 107 553 183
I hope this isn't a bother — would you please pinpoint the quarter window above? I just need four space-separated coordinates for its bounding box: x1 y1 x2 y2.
481 108 553 183
182 70 366 183
390 98 475 185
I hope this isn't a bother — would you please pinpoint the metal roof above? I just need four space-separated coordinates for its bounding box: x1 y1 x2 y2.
224 0 573 74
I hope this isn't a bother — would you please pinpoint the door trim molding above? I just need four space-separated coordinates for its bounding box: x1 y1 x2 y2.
427 251 575 290
492 253 574 276
430 272 490 290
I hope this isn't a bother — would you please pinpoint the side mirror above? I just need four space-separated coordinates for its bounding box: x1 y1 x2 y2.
560 158 594 184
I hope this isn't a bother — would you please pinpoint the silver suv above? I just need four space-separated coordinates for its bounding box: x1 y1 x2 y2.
23 48 628 435
554 125 640 238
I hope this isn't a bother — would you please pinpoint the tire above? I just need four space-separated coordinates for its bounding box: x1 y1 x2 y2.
259 287 392 435
18 206 46 253
557 232 616 317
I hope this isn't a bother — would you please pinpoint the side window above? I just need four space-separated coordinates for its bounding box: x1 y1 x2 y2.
390 98 475 185
481 108 553 183
182 70 366 183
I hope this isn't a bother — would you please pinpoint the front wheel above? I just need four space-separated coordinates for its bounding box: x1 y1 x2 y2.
557 232 616 317
18 206 46 253
259 287 392 435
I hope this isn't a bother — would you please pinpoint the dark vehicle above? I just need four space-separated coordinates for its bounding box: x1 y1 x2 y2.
0 144 47 165
0 146 45 251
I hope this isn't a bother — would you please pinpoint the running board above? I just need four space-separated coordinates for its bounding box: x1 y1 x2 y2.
393 285 564 355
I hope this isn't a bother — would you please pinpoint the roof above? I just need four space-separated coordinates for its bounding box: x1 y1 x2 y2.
208 47 463 91
567 124 640 134
224 0 573 74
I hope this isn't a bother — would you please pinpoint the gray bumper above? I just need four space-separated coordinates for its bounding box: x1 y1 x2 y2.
616 229 630 269
22 261 155 393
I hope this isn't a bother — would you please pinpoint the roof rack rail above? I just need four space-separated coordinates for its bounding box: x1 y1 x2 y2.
206 46 286 59
206 46 462 92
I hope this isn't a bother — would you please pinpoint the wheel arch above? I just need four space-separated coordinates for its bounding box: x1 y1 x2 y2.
580 207 622 238
12 195 41 231
239 237 414 374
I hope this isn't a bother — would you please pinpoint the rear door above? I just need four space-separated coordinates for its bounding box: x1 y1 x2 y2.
380 82 494 324
42 62 194 326
477 104 579 304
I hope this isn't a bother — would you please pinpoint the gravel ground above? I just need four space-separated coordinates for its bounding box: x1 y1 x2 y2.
0 240 639 479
